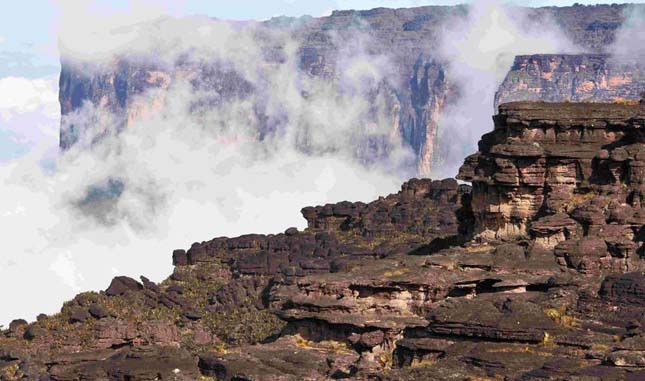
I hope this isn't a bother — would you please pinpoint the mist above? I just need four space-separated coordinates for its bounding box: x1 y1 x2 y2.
611 4 645 62
0 87 405 326
430 0 579 178
0 8 409 325
1 1 639 326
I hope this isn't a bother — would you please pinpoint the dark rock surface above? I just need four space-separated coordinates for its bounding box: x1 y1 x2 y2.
458 101 645 275
3 100 644 380
105 276 143 296
600 272 645 306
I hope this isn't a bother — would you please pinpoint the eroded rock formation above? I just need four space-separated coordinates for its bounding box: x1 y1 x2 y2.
459 102 645 272
3 101 644 380
495 54 644 108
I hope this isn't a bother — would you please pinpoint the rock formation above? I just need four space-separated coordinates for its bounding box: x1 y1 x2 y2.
495 54 644 108
460 102 644 255
59 4 642 174
2 100 644 380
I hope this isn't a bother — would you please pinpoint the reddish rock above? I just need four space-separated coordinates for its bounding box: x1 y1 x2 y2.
69 308 92 324
599 272 645 307
7 319 27 337
284 227 299 236
5 100 645 381
358 330 385 348
23 325 46 341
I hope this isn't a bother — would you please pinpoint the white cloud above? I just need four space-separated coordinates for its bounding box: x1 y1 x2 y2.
432 0 579 178
0 97 403 324
0 76 59 152
0 76 58 117
54 0 264 71
50 252 82 291
0 13 408 325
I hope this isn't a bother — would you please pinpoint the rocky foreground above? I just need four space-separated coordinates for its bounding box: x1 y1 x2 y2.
2 100 645 380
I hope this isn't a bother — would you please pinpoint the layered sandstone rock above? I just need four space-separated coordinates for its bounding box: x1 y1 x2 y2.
3 102 645 380
458 102 645 275
0 178 467 380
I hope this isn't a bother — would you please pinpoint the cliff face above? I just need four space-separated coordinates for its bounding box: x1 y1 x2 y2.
458 102 645 272
59 4 639 174
4 101 644 380
495 54 644 108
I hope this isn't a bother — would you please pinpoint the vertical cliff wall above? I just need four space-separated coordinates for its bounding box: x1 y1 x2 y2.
495 54 644 108
59 4 640 175
458 101 645 273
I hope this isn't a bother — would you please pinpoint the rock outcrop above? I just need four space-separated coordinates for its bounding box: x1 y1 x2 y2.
3 100 644 380
0 178 468 380
458 102 645 274
59 4 642 174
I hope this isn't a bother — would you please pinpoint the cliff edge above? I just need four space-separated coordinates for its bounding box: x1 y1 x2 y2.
2 100 644 380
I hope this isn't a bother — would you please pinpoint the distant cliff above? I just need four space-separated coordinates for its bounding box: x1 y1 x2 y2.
495 54 644 108
59 4 640 175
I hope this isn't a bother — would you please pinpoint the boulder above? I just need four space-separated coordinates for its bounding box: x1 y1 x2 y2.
599 272 645 306
69 309 92 324
88 304 108 319
105 276 143 297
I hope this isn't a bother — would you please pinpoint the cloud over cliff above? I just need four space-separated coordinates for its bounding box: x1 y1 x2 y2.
1 0 641 326
431 0 579 178
611 4 645 62
0 76 59 160
0 4 408 326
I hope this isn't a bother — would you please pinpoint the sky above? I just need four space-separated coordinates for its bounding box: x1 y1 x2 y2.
0 0 638 155
0 0 639 79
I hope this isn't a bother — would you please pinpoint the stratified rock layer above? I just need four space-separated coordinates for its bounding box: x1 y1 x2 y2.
458 102 644 275
495 54 644 108
2 101 644 380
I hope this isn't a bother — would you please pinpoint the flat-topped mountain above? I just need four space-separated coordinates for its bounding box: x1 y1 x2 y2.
59 4 644 175
3 3 643 380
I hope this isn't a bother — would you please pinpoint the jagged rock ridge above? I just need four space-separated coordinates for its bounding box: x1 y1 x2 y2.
2 100 644 380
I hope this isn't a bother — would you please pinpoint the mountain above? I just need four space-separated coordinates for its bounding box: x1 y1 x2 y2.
2 3 643 380
58 4 643 175
2 99 644 380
